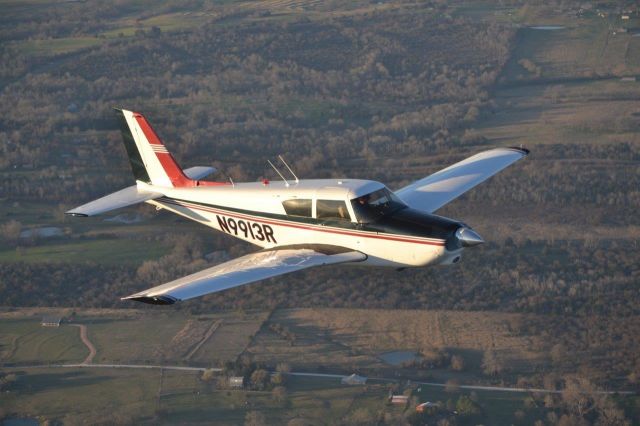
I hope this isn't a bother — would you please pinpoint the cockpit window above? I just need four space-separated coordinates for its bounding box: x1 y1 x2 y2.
316 200 350 221
282 199 312 217
351 188 406 223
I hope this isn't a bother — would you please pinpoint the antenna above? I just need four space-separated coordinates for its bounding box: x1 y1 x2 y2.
278 155 299 184
267 159 290 187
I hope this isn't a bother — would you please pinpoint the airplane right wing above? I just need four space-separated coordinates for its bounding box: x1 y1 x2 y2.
395 147 529 214
122 245 366 304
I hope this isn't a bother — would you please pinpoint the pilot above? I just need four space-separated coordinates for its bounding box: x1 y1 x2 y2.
357 195 370 206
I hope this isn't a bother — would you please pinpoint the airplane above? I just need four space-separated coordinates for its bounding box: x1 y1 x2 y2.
66 109 529 305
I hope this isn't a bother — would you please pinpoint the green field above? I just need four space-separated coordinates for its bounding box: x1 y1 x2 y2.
0 238 169 264
0 319 86 365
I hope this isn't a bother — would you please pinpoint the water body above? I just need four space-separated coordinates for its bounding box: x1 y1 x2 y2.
529 25 565 30
378 350 421 366
19 226 63 238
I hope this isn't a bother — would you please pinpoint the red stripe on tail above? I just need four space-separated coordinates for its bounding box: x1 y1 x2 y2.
133 113 226 188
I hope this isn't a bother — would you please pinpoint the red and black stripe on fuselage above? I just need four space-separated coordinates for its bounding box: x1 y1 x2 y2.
156 196 461 249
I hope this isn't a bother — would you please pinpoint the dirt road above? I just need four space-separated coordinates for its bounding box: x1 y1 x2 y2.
70 324 96 364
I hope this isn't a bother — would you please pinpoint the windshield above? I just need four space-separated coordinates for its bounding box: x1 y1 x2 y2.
350 188 407 223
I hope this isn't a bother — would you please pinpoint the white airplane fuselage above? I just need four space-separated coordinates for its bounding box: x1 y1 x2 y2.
141 178 464 268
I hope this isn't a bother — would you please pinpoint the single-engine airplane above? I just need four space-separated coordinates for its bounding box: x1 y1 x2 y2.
67 109 529 305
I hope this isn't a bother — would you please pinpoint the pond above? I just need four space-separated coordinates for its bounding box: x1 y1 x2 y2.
19 226 63 238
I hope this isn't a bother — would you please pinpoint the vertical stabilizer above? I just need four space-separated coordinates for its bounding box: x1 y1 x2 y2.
114 108 226 188
115 109 194 187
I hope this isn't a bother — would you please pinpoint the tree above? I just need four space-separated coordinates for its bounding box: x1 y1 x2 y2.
250 369 270 391
244 411 266 426
444 379 460 393
0 220 21 244
201 369 216 382
450 354 465 371
272 386 287 404
271 372 285 386
481 350 503 376
456 395 482 417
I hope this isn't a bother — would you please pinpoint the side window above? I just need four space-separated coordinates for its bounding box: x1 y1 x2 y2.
316 200 350 221
282 199 312 217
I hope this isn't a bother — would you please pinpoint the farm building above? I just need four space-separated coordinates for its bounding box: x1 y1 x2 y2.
41 316 62 327
228 376 245 388
389 395 409 405
341 374 367 385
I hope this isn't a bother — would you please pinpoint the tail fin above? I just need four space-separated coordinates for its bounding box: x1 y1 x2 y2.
115 109 222 188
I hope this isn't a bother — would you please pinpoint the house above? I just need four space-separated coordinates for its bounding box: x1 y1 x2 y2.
41 316 62 327
389 395 409 405
228 376 245 388
341 374 367 385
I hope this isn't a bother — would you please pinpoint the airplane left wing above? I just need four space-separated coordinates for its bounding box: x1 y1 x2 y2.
122 246 366 304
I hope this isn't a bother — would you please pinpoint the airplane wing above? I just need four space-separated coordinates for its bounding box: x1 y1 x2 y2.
66 185 163 217
395 147 529 213
122 246 366 304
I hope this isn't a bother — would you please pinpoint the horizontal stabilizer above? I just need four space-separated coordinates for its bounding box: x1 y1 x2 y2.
65 185 163 217
123 246 366 304
183 166 216 181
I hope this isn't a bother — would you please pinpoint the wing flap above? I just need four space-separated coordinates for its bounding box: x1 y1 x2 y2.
395 147 529 213
65 185 163 217
123 247 366 304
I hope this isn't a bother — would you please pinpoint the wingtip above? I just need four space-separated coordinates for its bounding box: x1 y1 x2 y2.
65 211 88 218
507 146 530 155
121 295 179 305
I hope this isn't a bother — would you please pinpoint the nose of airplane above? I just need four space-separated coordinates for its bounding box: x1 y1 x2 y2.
455 227 484 247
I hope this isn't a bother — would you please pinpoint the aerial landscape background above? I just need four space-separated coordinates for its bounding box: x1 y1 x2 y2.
1 0 639 424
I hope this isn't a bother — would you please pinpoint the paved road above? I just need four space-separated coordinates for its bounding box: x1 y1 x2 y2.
2 363 221 373
1 363 632 395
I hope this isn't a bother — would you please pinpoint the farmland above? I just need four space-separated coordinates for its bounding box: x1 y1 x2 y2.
2 307 639 424
1 0 640 424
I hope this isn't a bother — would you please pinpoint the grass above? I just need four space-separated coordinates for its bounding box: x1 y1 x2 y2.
101 12 211 39
18 37 105 56
0 319 86 365
0 367 161 425
0 238 169 264
85 312 195 364
191 311 268 364
413 386 547 425
500 13 640 84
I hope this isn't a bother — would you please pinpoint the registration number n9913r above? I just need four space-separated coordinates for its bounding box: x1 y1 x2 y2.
216 215 277 243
